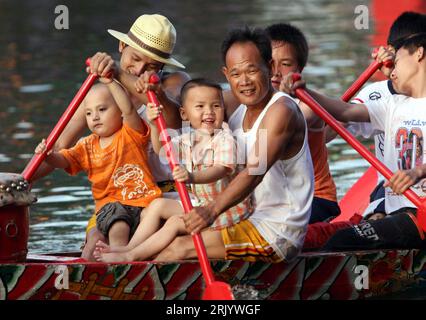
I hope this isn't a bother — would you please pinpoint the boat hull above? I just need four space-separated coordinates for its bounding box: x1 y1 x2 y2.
1 249 425 300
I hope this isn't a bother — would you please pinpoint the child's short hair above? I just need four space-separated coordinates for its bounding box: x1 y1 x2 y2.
180 78 224 106
265 23 309 71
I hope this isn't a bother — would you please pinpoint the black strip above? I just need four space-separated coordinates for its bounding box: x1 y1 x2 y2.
387 80 397 95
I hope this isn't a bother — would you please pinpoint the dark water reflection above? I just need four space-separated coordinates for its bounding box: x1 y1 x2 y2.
0 0 399 252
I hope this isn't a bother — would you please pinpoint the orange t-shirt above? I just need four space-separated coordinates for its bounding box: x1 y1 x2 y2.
60 122 162 213
308 128 337 202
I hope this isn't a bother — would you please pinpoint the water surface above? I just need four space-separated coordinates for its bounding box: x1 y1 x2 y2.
0 0 395 253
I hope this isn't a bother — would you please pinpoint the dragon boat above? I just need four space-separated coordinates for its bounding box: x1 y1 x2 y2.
1 167 426 300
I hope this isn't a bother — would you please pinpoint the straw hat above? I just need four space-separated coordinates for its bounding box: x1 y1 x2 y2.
108 14 185 69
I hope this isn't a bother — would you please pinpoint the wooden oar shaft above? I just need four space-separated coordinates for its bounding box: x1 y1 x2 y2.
295 86 423 208
22 73 98 182
147 83 216 286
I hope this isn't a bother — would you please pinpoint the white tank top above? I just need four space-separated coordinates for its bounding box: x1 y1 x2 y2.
137 105 174 183
228 92 314 247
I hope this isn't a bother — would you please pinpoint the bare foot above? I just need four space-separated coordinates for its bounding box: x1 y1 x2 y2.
93 248 103 262
95 240 110 253
95 240 128 253
97 251 132 263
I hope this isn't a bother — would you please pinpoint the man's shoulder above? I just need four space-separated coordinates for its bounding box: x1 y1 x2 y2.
272 94 299 113
264 95 300 127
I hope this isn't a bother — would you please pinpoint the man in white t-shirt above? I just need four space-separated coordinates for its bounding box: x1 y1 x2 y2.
347 80 394 219
326 12 426 221
283 29 426 250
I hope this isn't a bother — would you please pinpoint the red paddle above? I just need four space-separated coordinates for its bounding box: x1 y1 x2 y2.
146 74 234 300
292 73 426 231
22 58 98 182
341 49 393 102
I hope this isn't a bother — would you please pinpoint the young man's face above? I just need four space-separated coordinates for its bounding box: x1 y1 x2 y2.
391 46 423 96
180 86 225 135
119 42 164 76
222 41 272 108
271 41 300 90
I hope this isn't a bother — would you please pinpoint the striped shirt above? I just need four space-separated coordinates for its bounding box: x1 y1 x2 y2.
174 124 252 230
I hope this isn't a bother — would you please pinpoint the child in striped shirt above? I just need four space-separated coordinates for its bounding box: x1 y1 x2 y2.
94 78 251 262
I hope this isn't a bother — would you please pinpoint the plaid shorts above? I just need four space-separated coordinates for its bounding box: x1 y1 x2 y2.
96 202 143 238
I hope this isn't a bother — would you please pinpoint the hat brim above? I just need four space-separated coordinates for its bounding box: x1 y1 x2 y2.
108 29 185 69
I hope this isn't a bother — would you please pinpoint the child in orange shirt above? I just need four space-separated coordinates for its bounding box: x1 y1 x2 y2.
35 76 161 260
93 78 251 262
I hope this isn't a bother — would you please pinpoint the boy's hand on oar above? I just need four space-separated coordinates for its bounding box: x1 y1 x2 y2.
280 72 306 97
35 139 52 155
135 71 161 94
86 52 117 78
173 165 191 183
146 103 163 123
372 46 395 78
384 168 422 194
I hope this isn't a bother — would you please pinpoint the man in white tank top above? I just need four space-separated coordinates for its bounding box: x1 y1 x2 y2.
155 27 314 263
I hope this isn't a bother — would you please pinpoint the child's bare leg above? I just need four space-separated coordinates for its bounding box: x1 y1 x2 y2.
97 214 187 262
127 198 183 248
82 227 106 261
108 221 130 246
97 198 183 253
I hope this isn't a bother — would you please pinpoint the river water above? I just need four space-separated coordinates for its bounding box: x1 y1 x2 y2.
0 0 420 253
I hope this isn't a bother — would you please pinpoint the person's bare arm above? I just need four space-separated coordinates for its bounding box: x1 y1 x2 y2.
182 100 300 233
305 89 369 123
25 99 88 181
173 165 230 184
213 103 296 213
105 79 147 134
190 166 231 184
297 100 324 129
87 52 189 129
145 103 163 154
34 139 69 169
384 165 426 194
324 125 339 143
282 74 370 123
44 152 70 169
55 106 88 150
